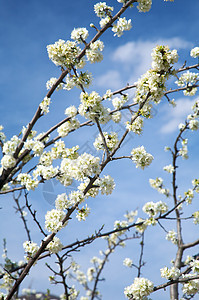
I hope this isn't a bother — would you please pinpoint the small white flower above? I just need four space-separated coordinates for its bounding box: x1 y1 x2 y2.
131 146 153 169
163 164 175 173
190 47 199 58
123 258 133 268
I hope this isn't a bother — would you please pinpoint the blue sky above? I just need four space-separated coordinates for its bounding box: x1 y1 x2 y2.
0 0 199 299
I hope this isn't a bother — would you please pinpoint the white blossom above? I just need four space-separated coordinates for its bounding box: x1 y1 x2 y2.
47 39 81 68
2 135 20 155
57 118 80 137
184 189 194 204
137 0 152 12
93 131 119 151
71 27 88 43
76 204 90 221
190 47 199 58
46 77 63 90
86 40 104 63
55 193 70 210
166 230 178 245
99 16 111 28
123 258 133 268
79 91 110 123
1 154 16 170
17 173 39 191
60 153 100 181
112 95 128 109
46 236 63 254
112 17 132 37
126 117 144 135
65 105 77 117
193 211 199 224
23 241 39 262
94 2 113 18
124 277 154 299
163 164 175 173
182 275 199 295
131 146 153 169
160 266 180 280
87 267 95 282
143 201 168 217
45 209 67 233
189 119 199 130
176 71 199 97
40 97 51 114
111 111 122 123
99 175 115 195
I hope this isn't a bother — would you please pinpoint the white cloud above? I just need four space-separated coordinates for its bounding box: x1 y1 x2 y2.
95 70 123 90
160 97 195 134
112 37 192 65
112 37 193 83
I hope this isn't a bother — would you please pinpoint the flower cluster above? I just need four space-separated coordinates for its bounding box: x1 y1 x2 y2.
67 72 93 90
149 177 170 197
166 230 178 245
176 71 199 96
99 16 111 28
79 91 110 123
188 117 199 131
137 0 152 12
134 45 178 112
193 211 199 224
76 204 90 221
178 138 188 159
0 125 6 142
182 275 199 295
131 146 153 169
0 273 14 292
112 17 132 37
64 105 77 117
93 131 119 151
126 116 144 135
124 277 154 299
190 259 199 273
57 118 80 137
143 201 168 217
163 164 175 173
2 135 20 155
111 111 122 123
160 266 180 280
184 188 194 204
60 152 100 181
151 45 178 72
23 241 39 262
46 236 63 254
123 258 133 268
23 138 45 156
39 97 51 114
71 27 89 43
1 154 16 170
98 175 115 195
45 209 67 233
86 40 104 63
190 46 199 58
46 77 64 91
94 2 113 18
34 165 59 182
17 173 39 191
47 39 83 68
112 94 128 109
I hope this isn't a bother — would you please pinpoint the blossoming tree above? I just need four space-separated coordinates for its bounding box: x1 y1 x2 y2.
0 0 199 299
